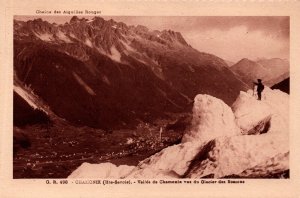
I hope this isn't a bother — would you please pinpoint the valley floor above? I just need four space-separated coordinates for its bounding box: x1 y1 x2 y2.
13 114 187 178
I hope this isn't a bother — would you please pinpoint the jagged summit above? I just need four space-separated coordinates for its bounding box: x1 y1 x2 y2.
70 16 80 23
14 16 189 49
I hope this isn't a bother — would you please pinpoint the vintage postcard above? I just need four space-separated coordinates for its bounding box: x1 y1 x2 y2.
0 0 300 197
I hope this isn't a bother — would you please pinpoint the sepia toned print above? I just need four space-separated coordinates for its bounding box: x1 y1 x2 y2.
13 15 289 179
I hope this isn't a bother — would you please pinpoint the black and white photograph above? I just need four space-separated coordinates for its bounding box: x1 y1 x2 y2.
12 15 290 179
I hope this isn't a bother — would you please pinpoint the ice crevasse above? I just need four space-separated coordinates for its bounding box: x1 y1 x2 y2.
68 87 289 179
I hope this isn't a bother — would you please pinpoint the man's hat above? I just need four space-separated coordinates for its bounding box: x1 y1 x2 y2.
258 79 262 82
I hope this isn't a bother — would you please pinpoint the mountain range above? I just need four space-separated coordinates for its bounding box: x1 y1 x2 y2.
14 16 248 129
230 58 289 87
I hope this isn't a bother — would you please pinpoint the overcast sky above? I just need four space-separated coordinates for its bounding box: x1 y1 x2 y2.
15 16 289 62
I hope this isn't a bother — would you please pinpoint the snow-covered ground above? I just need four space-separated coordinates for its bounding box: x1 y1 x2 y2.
68 87 289 179
232 87 288 135
68 163 135 178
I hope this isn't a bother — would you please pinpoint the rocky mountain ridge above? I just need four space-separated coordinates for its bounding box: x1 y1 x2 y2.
14 16 248 129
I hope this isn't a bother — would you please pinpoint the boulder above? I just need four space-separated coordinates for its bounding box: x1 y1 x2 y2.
182 94 240 143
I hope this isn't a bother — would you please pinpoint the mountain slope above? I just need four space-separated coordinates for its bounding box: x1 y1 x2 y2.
271 78 289 94
14 17 248 129
256 58 289 75
230 58 269 86
13 90 50 127
225 60 235 67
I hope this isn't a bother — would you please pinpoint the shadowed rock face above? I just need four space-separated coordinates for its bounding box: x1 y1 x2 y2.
271 78 289 94
13 127 31 156
14 17 248 129
13 91 50 127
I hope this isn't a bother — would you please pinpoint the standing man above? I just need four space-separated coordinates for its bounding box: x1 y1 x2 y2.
253 79 264 100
